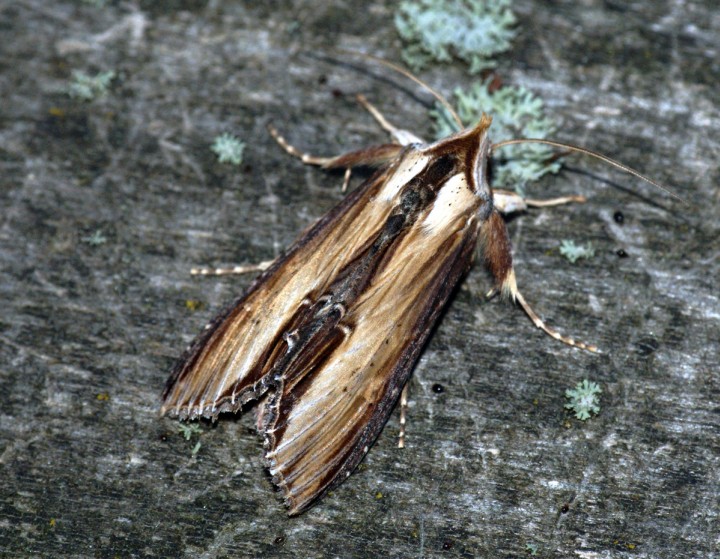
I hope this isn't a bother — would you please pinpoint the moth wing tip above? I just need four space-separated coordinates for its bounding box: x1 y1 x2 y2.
158 401 204 422
269 475 298 515
285 496 302 516
264 457 310 515
158 399 180 418
283 490 315 516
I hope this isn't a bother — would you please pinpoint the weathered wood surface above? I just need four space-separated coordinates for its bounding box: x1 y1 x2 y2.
1 1 718 557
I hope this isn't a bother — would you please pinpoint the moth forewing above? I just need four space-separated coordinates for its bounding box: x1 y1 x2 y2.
161 112 513 514
161 166 400 419
261 119 503 514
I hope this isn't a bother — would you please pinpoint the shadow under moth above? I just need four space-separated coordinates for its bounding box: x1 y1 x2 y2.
161 58 673 515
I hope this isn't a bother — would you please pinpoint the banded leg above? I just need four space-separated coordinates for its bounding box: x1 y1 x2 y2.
398 384 409 449
513 289 599 353
268 124 402 192
191 260 273 276
486 279 599 353
490 189 596 350
268 95 416 191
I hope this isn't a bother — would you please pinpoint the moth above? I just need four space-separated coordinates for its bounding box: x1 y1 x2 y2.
161 59 671 515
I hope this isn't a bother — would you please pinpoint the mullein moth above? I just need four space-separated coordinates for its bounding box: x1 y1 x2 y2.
161 62 671 515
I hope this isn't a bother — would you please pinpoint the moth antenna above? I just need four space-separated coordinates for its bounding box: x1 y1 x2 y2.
337 50 463 128
492 138 683 202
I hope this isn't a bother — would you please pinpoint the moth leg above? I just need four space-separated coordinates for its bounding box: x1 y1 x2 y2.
486 281 599 352
482 210 598 352
524 195 587 208
487 279 599 352
398 384 409 449
268 124 403 193
267 125 337 168
493 189 586 215
355 94 425 146
190 260 273 276
514 290 599 352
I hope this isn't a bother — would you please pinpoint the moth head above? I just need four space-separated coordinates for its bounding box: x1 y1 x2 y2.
470 112 493 161
462 113 493 199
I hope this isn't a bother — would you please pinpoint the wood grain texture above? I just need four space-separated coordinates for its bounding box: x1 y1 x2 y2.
1 1 718 557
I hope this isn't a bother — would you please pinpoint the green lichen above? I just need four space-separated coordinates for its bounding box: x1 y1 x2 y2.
177 423 203 456
67 70 115 100
80 230 107 246
177 422 202 441
211 133 245 165
431 79 562 191
565 380 602 420
559 240 596 263
395 0 516 74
